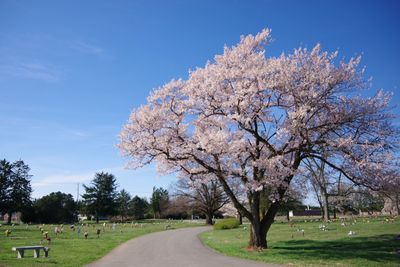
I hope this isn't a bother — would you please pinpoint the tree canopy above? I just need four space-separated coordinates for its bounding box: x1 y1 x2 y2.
22 192 77 224
119 29 398 248
0 159 32 224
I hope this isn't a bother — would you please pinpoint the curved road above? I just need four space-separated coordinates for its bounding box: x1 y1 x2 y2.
86 226 282 267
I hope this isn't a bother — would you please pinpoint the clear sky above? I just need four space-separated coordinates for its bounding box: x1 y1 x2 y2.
1 0 399 202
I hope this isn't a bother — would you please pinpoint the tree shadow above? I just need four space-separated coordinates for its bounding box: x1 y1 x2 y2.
272 234 400 265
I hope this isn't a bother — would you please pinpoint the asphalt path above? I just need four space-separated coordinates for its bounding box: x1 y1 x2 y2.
86 226 282 267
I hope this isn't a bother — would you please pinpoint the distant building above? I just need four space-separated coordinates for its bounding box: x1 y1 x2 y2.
291 209 322 217
77 214 88 221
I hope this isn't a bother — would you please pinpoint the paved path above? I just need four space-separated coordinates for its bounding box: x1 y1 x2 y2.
86 226 282 267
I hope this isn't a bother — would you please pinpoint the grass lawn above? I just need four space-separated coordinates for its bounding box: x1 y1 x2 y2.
200 217 400 266
0 220 203 267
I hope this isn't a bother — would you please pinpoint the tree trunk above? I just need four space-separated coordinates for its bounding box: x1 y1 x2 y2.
321 190 330 222
317 200 324 220
249 221 267 248
238 212 242 225
247 199 280 249
205 211 213 225
286 211 290 221
7 211 12 224
215 173 288 250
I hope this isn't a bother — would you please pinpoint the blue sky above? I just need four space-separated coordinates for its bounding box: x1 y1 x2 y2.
1 0 399 202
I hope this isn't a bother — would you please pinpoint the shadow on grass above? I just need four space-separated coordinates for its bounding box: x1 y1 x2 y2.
272 234 400 265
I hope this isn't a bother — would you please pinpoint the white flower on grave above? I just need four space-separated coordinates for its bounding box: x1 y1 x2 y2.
348 230 356 236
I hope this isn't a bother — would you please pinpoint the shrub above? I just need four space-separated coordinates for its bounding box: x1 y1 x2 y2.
213 218 240 230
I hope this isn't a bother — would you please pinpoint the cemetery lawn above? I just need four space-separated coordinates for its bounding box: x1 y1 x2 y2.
200 217 400 267
0 220 203 267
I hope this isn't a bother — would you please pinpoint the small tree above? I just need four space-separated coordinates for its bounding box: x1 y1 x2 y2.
164 196 192 219
150 187 169 219
117 189 131 220
174 178 229 224
129 196 149 219
305 157 354 221
82 172 118 223
129 196 150 220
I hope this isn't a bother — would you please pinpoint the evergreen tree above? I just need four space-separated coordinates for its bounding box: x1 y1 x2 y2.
150 187 169 219
0 159 13 214
117 189 131 220
130 196 149 220
82 172 118 223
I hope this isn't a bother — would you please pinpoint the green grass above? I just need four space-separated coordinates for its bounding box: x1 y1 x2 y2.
201 217 400 266
0 220 203 267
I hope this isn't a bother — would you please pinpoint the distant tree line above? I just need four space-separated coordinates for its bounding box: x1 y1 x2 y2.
1 159 397 225
22 192 77 223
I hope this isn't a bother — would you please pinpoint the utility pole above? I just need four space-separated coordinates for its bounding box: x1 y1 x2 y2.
76 183 80 202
